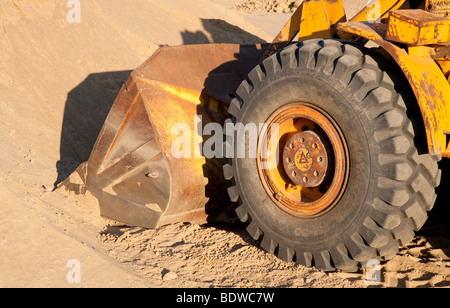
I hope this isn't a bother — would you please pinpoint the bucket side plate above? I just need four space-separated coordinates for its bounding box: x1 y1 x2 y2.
61 43 268 228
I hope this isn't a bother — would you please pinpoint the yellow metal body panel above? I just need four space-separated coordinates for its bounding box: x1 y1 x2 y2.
264 0 407 57
386 10 450 44
297 0 346 40
266 0 450 157
337 21 450 157
263 0 345 58
437 60 450 79
350 0 407 22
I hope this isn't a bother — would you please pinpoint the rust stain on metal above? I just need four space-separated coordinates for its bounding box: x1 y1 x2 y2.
282 130 329 187
62 43 268 228
337 19 450 157
385 10 450 45
257 103 348 218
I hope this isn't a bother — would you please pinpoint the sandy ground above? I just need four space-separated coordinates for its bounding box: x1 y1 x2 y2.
0 0 450 288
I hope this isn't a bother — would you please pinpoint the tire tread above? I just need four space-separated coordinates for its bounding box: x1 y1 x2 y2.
225 39 441 271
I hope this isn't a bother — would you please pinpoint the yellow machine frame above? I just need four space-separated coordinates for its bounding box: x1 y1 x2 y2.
267 0 450 158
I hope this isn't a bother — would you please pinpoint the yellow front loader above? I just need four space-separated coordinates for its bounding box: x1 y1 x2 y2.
62 0 450 271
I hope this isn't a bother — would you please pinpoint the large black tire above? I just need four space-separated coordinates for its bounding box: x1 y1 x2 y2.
224 39 441 271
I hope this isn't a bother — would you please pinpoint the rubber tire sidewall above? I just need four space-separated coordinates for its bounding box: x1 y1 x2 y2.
234 67 375 253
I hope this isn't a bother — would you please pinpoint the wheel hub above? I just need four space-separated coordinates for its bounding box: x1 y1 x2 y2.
282 130 329 187
257 103 349 217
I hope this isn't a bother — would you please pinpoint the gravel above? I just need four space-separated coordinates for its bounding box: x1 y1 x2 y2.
235 0 300 13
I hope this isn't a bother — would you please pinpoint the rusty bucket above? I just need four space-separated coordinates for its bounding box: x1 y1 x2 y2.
61 43 267 228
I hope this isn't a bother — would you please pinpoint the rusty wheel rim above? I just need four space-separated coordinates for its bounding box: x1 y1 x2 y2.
257 103 349 218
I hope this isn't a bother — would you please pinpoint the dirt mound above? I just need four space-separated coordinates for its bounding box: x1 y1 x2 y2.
0 0 449 288
0 0 271 287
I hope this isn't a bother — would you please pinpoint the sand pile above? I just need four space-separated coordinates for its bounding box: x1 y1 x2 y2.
0 0 449 288
0 0 270 287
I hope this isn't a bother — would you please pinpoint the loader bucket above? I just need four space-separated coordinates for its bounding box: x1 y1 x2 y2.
61 43 268 228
